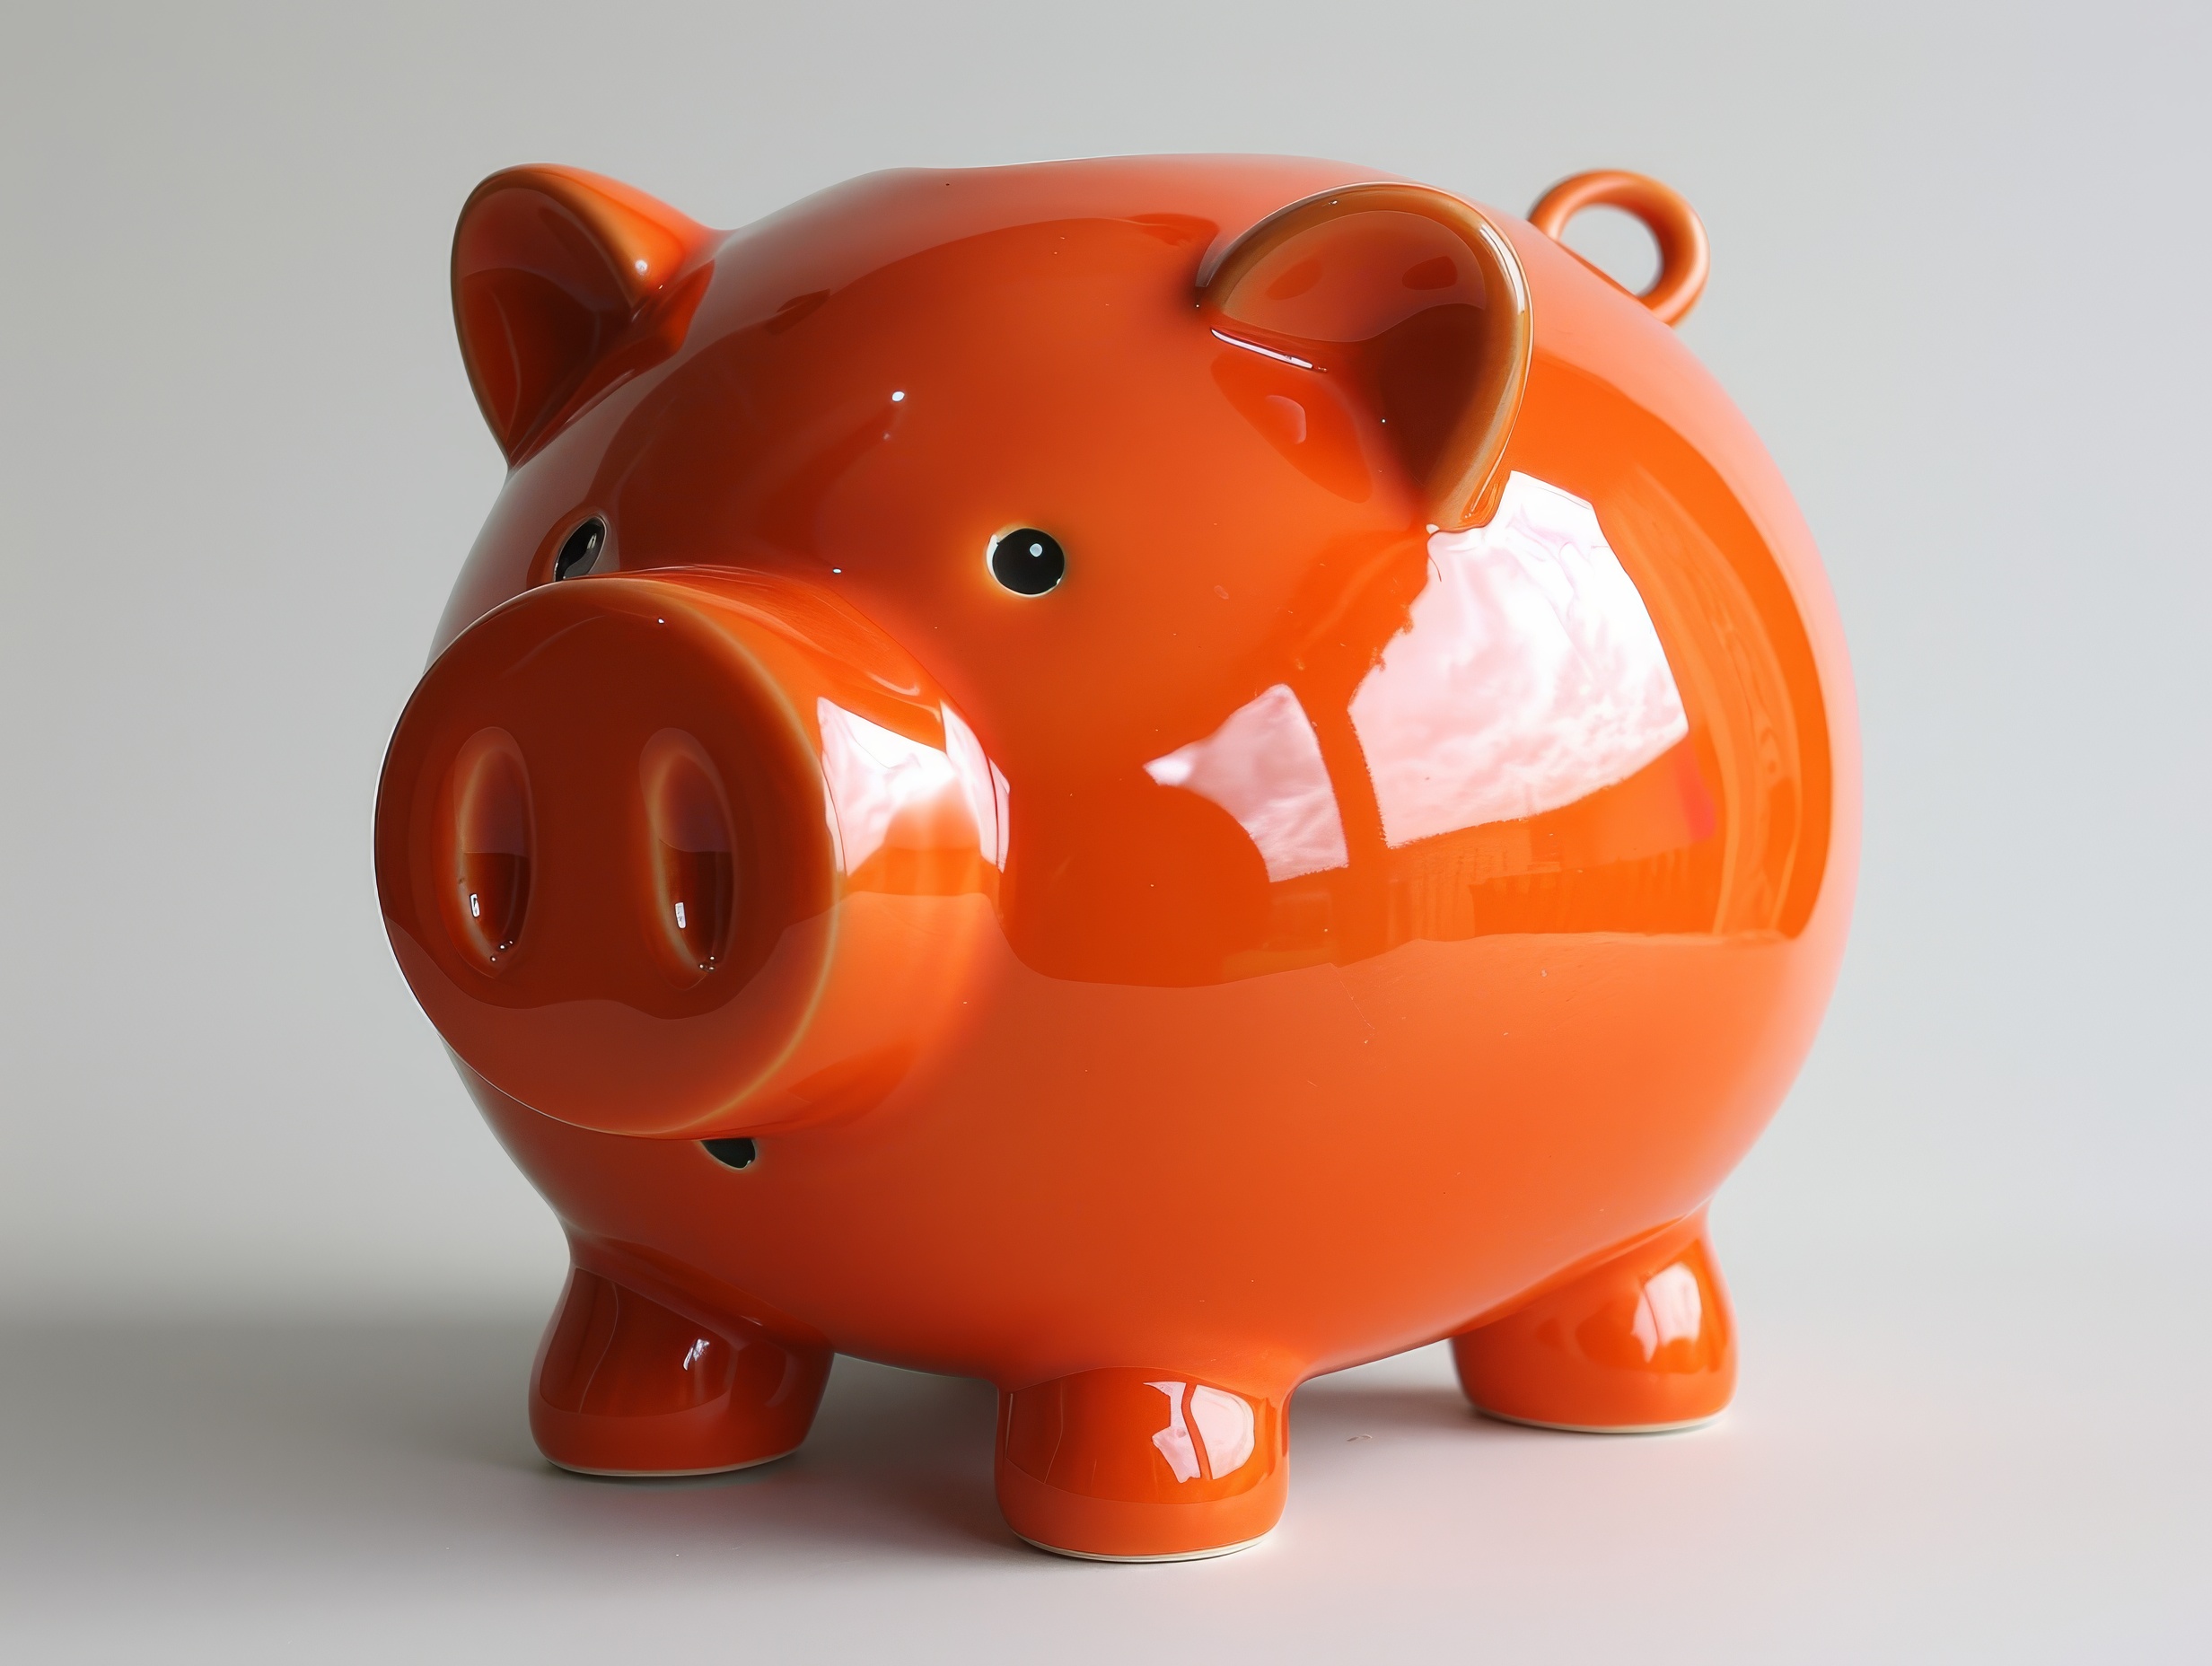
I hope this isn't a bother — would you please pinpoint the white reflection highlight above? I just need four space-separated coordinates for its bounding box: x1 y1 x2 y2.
1211 327 1314 370
1189 1384 1256 1475
817 700 960 873
1630 1264 1704 1359
1145 684 1348 882
817 698 1010 874
1146 1380 1258 1482
1349 472 1688 846
1147 1381 1202 1482
941 703 1010 870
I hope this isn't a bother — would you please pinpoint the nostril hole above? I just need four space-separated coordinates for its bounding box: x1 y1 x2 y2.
640 729 737 986
443 728 534 974
702 1137 757 1170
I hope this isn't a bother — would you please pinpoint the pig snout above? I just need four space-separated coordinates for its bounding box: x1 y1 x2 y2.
373 569 987 1138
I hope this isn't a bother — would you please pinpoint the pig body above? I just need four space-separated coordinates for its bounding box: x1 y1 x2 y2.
376 156 1856 1558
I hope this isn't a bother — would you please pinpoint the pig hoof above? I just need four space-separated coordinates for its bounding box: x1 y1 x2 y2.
995 1368 1286 1560
530 1267 831 1476
1452 1210 1735 1433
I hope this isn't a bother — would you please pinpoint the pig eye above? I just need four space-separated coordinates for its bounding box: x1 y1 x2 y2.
988 527 1066 595
554 517 606 581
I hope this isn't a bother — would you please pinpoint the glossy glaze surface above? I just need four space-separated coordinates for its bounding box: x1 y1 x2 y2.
375 156 1856 1556
531 1266 831 1476
998 1371 1286 1559
1452 1210 1736 1432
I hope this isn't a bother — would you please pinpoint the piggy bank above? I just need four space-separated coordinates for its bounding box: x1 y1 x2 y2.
374 156 1856 1560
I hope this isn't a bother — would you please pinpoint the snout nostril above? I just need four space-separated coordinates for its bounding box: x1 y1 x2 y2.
641 729 738 986
442 728 534 973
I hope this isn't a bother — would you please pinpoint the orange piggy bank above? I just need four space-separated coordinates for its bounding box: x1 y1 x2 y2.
374 156 1856 1560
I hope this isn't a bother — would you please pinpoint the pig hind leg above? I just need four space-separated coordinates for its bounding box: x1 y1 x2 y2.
529 1266 831 1475
1451 1210 1735 1433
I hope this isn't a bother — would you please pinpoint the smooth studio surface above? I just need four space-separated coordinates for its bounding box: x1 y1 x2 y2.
4 1249 2204 1661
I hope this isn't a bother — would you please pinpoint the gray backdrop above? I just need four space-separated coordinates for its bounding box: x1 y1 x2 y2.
3 2 2206 1658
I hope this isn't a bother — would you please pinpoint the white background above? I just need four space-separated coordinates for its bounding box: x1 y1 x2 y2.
3 3 2206 1658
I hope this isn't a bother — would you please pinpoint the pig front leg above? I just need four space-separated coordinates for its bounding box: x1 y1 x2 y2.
1451 1210 1736 1432
995 1369 1288 1559
529 1264 832 1476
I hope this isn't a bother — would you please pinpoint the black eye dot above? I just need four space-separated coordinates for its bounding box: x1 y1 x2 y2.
554 517 606 581
702 1137 757 1170
989 527 1066 595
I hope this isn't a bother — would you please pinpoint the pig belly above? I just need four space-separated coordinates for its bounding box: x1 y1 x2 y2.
475 916 1822 1395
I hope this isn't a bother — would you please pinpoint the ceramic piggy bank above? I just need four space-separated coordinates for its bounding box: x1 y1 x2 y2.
374 156 1856 1560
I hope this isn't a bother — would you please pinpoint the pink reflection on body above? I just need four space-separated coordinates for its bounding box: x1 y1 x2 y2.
1144 684 1348 881
1350 472 1688 846
816 699 1007 873
1630 1264 1704 1360
941 704 1011 870
1146 1380 1259 1482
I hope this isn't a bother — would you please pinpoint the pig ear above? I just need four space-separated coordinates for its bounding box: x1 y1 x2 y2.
452 165 719 461
1198 184 1532 530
